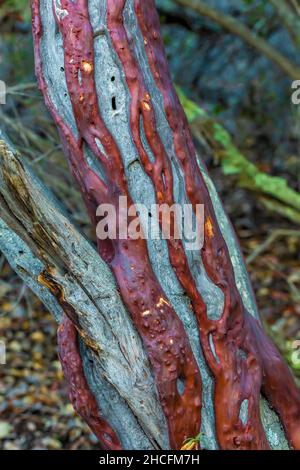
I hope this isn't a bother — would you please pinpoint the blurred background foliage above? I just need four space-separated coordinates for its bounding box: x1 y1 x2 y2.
0 0 300 449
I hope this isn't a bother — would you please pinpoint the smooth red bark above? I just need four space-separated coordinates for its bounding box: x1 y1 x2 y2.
58 314 122 450
31 0 300 450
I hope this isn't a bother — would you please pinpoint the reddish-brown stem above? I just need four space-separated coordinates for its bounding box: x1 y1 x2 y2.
57 314 122 450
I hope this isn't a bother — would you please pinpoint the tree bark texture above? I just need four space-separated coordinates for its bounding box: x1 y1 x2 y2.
0 0 299 450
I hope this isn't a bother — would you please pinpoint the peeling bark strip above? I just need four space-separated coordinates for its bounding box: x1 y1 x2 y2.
134 0 300 450
58 314 122 450
106 0 207 341
32 0 202 449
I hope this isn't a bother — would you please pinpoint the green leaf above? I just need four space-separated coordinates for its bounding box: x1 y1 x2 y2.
0 422 13 439
178 87 300 224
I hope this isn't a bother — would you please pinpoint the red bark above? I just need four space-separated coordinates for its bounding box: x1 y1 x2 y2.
31 0 300 450
57 314 122 450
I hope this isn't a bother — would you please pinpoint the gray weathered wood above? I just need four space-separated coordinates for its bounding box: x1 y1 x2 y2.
0 131 169 449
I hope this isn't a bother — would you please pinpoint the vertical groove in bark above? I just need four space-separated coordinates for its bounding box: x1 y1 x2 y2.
29 0 300 450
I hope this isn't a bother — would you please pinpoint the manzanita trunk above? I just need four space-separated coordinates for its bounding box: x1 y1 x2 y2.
29 0 300 450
